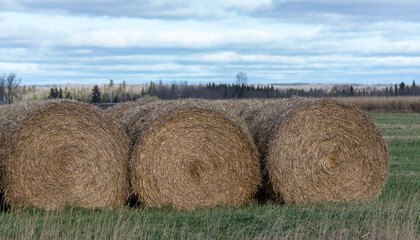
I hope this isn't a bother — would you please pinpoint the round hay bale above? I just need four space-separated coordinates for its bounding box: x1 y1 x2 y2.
128 100 261 209
1 103 36 209
214 99 268 125
104 96 159 122
0 103 34 149
120 100 174 144
249 98 388 204
1 100 130 210
1 103 36 193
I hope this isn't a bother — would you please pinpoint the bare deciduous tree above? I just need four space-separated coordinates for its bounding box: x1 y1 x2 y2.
0 73 21 104
236 72 247 85
0 76 5 103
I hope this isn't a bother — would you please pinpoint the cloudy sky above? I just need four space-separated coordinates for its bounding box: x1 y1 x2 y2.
1 0 420 85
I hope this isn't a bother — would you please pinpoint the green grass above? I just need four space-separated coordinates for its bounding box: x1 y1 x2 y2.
379 128 420 137
1 197 418 239
1 113 419 239
370 112 420 137
368 112 420 125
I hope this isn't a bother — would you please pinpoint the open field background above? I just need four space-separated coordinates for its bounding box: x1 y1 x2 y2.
10 83 420 113
0 112 418 239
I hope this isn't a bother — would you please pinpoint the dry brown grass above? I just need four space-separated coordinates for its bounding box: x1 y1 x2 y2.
125 99 261 210
341 96 420 112
216 98 389 204
0 100 131 210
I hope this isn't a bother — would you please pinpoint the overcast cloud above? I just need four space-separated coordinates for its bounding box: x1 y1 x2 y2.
0 0 419 85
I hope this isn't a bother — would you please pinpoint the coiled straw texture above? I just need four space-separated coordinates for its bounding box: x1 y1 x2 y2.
218 98 388 204
0 100 130 210
125 100 261 210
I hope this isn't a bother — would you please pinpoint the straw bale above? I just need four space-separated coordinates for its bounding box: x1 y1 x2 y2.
0 103 35 192
248 98 388 204
214 99 268 124
0 100 130 209
118 100 176 144
128 100 261 209
0 103 32 145
1 103 37 210
104 96 159 121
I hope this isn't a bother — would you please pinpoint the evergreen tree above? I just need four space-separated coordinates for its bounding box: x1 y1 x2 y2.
91 85 101 103
400 82 405 90
58 87 63 99
122 81 127 101
148 82 155 95
48 87 55 99
48 86 58 99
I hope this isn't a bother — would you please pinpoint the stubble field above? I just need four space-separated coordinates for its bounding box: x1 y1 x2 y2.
0 112 419 239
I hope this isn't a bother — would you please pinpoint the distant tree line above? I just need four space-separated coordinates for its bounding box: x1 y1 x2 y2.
47 80 139 103
46 80 420 103
2 71 419 105
48 86 72 99
134 80 420 101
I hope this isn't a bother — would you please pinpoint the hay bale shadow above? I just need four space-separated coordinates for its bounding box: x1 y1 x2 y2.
0 191 9 212
127 194 141 208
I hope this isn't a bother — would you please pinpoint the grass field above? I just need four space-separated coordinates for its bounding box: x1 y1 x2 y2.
1 113 419 239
